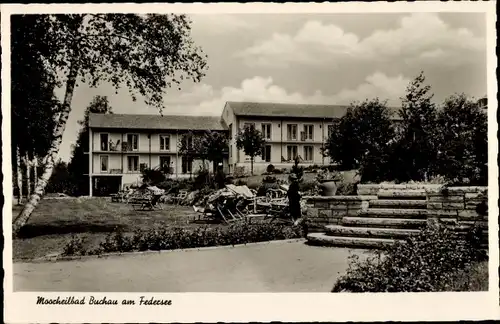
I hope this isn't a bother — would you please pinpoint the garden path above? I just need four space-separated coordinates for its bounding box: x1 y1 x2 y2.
14 241 370 292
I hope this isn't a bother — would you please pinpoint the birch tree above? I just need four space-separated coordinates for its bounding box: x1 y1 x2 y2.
12 14 208 236
12 14 58 206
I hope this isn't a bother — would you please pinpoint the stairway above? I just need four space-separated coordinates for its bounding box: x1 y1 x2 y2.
307 189 428 249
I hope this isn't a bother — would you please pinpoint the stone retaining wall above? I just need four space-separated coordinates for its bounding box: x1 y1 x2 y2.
304 185 488 231
425 186 488 229
303 195 375 231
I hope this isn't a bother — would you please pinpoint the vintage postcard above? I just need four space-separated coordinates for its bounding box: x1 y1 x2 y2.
2 2 498 322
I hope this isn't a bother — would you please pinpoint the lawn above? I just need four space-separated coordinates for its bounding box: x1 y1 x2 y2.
12 198 219 261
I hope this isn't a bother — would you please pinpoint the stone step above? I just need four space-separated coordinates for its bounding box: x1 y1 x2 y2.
358 208 428 218
377 190 426 200
369 199 427 209
307 232 400 249
342 217 427 229
324 225 420 239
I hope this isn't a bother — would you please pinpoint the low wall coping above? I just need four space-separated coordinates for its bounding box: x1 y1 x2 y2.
425 186 487 194
358 184 443 190
303 195 377 201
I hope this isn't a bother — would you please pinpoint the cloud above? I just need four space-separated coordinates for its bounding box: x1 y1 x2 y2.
161 72 410 116
238 13 485 68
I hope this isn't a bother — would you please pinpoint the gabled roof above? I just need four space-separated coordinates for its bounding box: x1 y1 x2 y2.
89 113 226 131
226 101 401 119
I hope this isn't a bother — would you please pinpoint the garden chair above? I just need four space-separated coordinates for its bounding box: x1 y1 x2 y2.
130 194 164 211
172 190 188 205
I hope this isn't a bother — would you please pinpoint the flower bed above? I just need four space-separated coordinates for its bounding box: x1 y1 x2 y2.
62 222 304 256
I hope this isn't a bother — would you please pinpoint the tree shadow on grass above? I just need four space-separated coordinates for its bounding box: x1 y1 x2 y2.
16 222 128 239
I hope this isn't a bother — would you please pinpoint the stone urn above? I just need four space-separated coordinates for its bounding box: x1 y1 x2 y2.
319 180 338 196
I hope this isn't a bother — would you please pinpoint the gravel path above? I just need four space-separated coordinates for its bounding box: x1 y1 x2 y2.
14 240 370 292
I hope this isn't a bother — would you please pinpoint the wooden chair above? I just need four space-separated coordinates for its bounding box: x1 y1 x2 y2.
130 194 164 211
172 190 188 205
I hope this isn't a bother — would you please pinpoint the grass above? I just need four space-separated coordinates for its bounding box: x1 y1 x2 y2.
12 198 221 261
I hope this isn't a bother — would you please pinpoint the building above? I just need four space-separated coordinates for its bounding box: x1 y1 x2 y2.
87 113 226 196
87 101 400 196
221 101 400 175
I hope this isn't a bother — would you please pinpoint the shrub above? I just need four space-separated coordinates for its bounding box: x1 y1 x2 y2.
62 235 87 256
141 167 167 186
331 224 487 292
266 164 275 173
63 223 304 256
272 168 284 174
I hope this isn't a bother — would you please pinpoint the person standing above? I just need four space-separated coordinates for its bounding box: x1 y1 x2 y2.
215 162 226 190
287 173 301 222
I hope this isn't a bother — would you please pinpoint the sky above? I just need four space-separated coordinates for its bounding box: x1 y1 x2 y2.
55 12 487 161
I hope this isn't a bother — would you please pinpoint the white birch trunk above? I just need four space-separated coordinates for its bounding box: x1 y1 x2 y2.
16 146 23 205
33 156 38 187
13 59 79 236
25 152 31 199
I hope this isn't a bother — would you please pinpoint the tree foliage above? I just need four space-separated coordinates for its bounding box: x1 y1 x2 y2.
41 14 208 112
177 130 228 173
235 124 266 175
324 98 395 179
435 93 488 185
11 15 59 163
392 71 438 182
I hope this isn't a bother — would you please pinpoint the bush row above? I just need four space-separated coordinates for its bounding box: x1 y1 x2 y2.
331 223 487 292
62 222 304 256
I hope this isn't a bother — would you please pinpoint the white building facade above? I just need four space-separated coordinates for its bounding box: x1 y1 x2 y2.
87 113 227 196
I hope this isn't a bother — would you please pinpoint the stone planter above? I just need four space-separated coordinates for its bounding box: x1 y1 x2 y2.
320 180 338 196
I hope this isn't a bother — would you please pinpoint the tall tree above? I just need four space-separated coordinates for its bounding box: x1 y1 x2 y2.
393 72 438 182
13 14 208 236
435 94 488 185
324 98 395 173
199 131 229 174
68 95 113 195
11 14 59 204
235 124 265 175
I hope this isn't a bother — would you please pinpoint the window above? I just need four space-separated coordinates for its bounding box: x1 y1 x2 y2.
159 135 170 151
229 123 233 139
287 145 298 161
287 124 298 140
304 146 314 161
304 125 314 140
261 123 272 140
127 156 139 172
127 134 138 151
181 156 193 174
100 133 109 151
230 145 232 158
160 156 171 172
244 122 255 130
262 145 272 162
100 155 109 172
327 125 334 138
183 134 193 149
